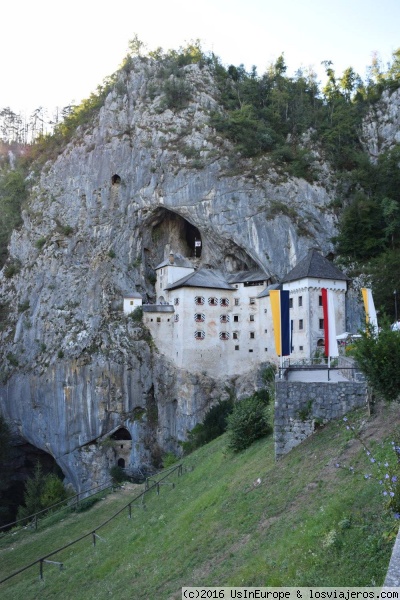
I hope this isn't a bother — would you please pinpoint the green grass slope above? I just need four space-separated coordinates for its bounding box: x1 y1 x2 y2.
1 403 399 599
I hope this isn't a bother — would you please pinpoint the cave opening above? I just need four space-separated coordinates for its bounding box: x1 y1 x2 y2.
1 440 65 530
110 427 132 441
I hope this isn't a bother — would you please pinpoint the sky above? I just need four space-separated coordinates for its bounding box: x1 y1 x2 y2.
1 0 399 120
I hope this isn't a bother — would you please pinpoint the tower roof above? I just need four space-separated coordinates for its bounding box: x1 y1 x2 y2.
281 249 348 283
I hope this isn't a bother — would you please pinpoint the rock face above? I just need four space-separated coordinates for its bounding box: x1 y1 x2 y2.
361 87 400 161
0 57 365 489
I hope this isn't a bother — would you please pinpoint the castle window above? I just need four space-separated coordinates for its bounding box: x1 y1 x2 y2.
220 297 229 307
299 319 304 330
235 345 239 351
249 297 256 305
194 330 205 340
194 313 205 323
208 297 218 306
249 314 255 322
249 349 254 353
195 296 205 305
234 298 239 306
289 298 293 308
174 298 179 305
233 315 239 322
219 332 230 340
111 174 121 185
220 314 230 323
264 329 268 333
319 295 323 306
250 332 255 339
174 314 179 322
319 319 324 329
233 332 238 340
298 296 303 307
157 317 161 323
130 300 134 305
299 345 304 351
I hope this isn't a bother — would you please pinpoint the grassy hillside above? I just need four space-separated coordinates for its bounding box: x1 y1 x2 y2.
0 402 399 599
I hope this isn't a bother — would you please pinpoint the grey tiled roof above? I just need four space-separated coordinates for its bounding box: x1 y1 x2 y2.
281 249 348 283
227 270 269 284
165 269 236 291
155 255 193 269
257 283 282 298
123 291 143 299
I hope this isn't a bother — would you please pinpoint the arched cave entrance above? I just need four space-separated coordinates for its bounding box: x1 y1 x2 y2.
111 174 121 185
144 208 202 267
110 427 132 441
117 458 126 468
1 440 65 530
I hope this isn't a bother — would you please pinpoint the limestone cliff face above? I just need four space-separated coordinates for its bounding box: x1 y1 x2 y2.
361 87 400 161
0 57 355 488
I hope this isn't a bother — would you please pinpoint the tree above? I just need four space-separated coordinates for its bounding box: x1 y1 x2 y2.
17 462 68 522
352 322 400 402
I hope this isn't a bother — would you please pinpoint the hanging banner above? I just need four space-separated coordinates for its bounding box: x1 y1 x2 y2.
361 288 378 332
321 288 339 357
270 290 291 356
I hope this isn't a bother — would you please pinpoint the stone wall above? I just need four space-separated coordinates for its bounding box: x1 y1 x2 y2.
274 379 367 458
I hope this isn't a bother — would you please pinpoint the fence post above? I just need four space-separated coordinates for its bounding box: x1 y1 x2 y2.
39 559 44 580
92 531 96 547
128 503 132 519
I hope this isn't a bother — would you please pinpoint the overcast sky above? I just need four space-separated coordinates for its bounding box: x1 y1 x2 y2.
1 0 399 118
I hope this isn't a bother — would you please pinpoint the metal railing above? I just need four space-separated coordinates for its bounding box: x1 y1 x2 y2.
0 463 183 585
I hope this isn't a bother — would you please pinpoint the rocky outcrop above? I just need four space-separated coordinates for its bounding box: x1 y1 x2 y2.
0 57 350 488
360 87 400 161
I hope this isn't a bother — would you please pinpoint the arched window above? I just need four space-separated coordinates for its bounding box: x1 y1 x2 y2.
208 297 218 306
219 332 230 340
194 313 205 322
220 298 229 307
195 296 205 305
117 458 125 468
194 330 205 340
220 314 230 323
111 174 121 185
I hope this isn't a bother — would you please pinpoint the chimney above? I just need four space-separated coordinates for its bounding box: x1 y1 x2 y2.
169 252 175 265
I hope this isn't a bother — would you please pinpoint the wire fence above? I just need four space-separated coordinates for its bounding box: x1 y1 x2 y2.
0 478 119 534
0 463 183 586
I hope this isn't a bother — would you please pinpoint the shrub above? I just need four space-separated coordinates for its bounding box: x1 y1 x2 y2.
109 465 127 484
57 350 64 359
18 300 30 313
35 237 46 250
4 262 20 278
162 452 179 468
130 306 143 322
182 398 234 455
226 394 272 452
17 463 69 521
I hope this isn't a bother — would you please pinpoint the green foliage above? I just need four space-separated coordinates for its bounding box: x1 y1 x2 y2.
0 168 27 267
129 306 143 322
3 262 20 278
35 237 46 250
161 77 191 111
17 463 68 522
352 322 400 402
226 394 272 452
181 397 235 455
6 352 18 367
107 249 116 258
162 452 179 468
109 466 127 484
18 300 29 313
57 349 64 359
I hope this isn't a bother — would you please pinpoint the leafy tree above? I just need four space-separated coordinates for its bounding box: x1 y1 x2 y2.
226 393 272 452
181 397 235 455
17 462 68 522
352 322 400 402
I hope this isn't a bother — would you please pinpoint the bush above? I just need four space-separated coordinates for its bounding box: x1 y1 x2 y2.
130 306 143 322
182 398 234 455
17 463 69 522
109 465 127 484
226 394 272 452
35 237 46 250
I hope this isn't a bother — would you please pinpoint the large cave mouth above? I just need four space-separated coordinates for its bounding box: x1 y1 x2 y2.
2 441 65 529
142 206 262 277
143 208 202 268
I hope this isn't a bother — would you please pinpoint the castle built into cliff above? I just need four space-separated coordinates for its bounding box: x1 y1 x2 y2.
124 249 348 378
